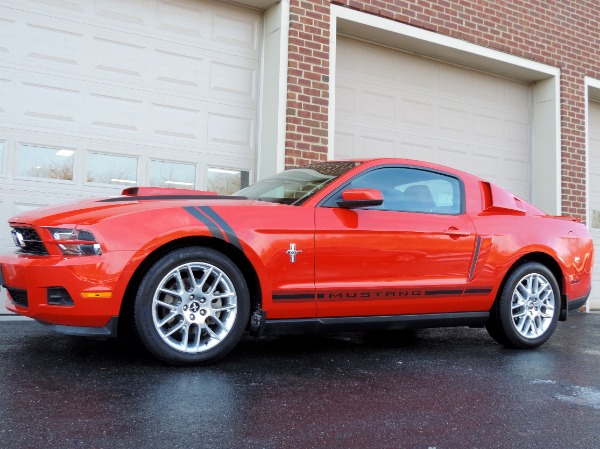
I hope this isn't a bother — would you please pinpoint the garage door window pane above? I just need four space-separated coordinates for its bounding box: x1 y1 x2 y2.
207 167 249 195
150 160 196 189
18 145 74 181
87 153 137 186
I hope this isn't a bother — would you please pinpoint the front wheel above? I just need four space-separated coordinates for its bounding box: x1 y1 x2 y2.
486 262 560 349
134 247 250 366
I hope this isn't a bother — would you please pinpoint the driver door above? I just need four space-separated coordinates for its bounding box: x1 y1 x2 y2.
314 166 477 317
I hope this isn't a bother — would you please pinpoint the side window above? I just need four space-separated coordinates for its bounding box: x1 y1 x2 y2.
327 167 462 214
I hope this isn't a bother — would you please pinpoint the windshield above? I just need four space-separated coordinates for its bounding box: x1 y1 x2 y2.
236 161 360 205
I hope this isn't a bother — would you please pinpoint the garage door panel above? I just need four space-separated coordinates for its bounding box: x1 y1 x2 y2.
25 22 84 69
588 101 600 310
362 90 395 121
436 64 470 97
153 48 203 90
92 35 147 79
0 15 17 55
95 0 148 25
28 0 87 15
401 55 435 89
90 91 144 134
21 80 81 126
335 36 531 201
208 58 258 103
472 113 501 140
0 76 12 116
156 0 212 41
206 112 255 157
359 136 396 158
506 119 530 145
333 131 354 160
337 39 400 84
212 9 259 53
438 106 468 134
153 103 201 141
504 81 532 110
401 99 433 129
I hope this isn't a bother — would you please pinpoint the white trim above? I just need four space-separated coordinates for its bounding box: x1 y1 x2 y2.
327 11 337 161
277 0 290 173
328 4 561 214
331 5 558 78
257 0 289 179
584 76 600 312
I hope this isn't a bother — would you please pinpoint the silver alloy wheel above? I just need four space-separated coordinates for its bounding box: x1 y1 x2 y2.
510 272 555 339
152 262 238 353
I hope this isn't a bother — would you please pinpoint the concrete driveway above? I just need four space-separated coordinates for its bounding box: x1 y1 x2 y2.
0 313 599 449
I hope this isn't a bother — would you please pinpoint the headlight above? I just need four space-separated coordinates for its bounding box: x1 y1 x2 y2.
47 228 102 256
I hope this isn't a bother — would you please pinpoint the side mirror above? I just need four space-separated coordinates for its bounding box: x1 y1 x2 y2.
337 188 383 209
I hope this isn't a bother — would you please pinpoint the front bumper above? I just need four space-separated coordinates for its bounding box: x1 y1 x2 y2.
0 250 136 328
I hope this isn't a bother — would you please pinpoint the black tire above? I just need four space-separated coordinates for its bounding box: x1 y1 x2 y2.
134 246 249 366
486 262 560 349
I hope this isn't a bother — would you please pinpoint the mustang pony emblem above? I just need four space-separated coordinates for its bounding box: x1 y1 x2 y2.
286 243 302 263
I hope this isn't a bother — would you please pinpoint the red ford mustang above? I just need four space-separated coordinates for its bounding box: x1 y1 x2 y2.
0 159 594 365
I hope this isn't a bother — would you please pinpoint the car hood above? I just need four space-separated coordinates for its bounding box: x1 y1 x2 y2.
8 196 280 227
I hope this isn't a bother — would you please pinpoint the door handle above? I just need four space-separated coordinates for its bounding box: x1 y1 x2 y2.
443 228 470 237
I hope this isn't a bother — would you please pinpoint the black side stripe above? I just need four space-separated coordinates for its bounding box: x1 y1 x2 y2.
424 289 463 296
469 236 482 280
273 294 315 300
198 206 243 252
464 288 493 295
183 206 222 239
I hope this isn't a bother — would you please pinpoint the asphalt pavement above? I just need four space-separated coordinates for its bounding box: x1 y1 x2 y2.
0 313 599 449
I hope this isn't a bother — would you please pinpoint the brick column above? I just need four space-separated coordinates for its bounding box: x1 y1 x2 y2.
285 0 331 167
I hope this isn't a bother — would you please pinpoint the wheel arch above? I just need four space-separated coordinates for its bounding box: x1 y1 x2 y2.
493 251 566 321
118 236 262 334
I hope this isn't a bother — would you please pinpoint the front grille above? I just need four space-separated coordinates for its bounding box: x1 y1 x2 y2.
11 226 49 255
6 287 28 308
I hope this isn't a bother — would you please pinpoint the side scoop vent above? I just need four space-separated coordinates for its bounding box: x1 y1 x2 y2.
480 181 526 216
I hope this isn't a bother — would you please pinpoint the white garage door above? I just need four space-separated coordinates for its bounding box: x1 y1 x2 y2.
334 37 532 201
0 0 261 313
0 0 260 255
587 101 600 310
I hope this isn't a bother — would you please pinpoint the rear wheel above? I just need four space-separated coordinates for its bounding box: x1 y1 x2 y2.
486 262 560 349
134 247 249 366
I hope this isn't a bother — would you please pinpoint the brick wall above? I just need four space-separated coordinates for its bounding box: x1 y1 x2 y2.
285 0 331 168
284 0 599 219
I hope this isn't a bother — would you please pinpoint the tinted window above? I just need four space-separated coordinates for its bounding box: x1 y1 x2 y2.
326 167 462 214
